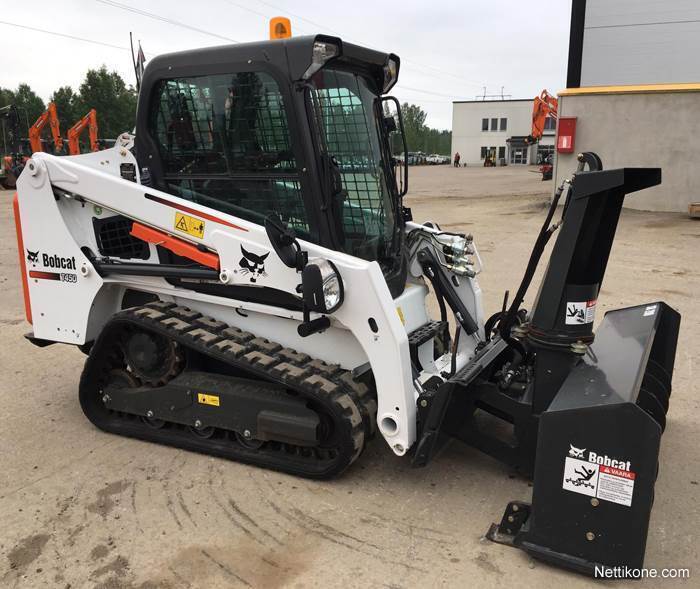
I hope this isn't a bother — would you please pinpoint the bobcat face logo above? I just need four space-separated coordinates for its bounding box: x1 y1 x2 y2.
26 249 39 264
568 444 586 458
239 246 269 283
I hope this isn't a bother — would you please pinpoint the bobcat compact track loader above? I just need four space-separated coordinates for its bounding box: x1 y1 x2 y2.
14 35 680 576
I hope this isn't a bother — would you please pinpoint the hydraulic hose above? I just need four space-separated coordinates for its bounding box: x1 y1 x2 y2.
498 180 570 357
433 278 448 323
484 311 504 341
448 324 462 378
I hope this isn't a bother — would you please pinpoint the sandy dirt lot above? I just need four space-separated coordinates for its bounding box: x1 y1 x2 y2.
0 165 698 588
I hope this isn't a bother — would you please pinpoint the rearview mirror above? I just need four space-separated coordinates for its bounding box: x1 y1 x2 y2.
381 96 408 197
264 215 307 270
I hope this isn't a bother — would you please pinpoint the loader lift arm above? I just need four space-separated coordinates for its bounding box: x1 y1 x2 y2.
526 89 557 145
67 109 99 156
28 102 63 154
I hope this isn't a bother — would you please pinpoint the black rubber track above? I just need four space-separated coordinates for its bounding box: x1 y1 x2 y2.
79 301 377 479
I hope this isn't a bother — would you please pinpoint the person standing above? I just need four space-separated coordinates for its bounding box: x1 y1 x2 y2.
454 152 461 167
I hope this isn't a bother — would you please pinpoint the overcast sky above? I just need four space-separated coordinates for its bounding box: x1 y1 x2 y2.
1 0 572 129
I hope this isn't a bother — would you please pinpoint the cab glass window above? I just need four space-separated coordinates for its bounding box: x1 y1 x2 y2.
309 69 397 263
150 71 309 235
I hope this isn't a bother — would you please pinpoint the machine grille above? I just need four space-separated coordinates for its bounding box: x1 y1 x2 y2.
93 216 150 260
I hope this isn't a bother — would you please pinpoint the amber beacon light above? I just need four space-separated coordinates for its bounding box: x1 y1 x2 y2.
269 17 292 39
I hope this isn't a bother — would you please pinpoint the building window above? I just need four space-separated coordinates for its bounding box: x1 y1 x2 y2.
500 118 507 131
481 118 489 131
480 146 488 159
490 118 498 131
544 116 556 132
498 146 506 160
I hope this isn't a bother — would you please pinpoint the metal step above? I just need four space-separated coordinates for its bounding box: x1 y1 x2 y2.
408 320 449 368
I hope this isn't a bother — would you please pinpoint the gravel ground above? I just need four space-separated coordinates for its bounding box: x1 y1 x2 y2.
0 165 697 588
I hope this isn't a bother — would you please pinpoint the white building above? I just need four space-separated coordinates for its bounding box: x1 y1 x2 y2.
554 0 700 212
450 99 554 166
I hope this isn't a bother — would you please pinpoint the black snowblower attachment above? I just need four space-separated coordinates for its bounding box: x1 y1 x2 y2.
413 154 681 575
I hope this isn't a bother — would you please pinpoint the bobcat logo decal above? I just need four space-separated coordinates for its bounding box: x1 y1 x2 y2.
26 249 39 264
568 444 586 458
239 246 269 283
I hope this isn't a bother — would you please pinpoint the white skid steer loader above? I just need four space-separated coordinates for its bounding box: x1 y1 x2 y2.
14 36 680 576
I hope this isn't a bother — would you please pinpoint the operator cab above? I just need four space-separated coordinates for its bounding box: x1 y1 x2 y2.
135 35 409 296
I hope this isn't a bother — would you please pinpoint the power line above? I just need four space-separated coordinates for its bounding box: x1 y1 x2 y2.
0 19 159 60
398 85 471 100
588 18 700 30
95 0 239 43
221 0 314 35
254 0 342 35
84 0 480 93
0 19 130 51
221 0 275 23
249 0 482 88
402 59 482 88
99 0 480 90
395 97 458 105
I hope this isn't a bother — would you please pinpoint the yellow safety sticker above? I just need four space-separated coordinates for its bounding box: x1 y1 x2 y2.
197 393 220 407
396 306 405 325
174 212 205 238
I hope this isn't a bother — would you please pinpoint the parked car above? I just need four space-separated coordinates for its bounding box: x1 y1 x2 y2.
407 152 427 165
426 154 450 165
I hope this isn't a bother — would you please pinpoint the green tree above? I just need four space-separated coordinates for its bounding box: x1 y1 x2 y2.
13 84 46 124
77 66 137 138
51 86 80 132
1 87 32 145
401 103 427 151
398 103 451 155
0 87 14 109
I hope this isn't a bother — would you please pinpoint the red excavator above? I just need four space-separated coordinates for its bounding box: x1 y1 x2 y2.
67 109 100 155
28 102 64 154
526 89 558 180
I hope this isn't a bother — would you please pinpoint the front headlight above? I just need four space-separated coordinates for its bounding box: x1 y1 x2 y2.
322 268 342 311
302 258 344 313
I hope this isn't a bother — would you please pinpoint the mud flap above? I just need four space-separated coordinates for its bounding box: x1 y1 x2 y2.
488 302 680 575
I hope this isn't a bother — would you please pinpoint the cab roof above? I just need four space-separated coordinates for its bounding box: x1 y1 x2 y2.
141 34 399 95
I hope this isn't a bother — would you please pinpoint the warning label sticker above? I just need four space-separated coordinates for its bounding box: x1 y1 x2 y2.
563 457 599 497
597 466 635 507
562 447 636 507
174 212 205 238
565 299 596 325
197 393 220 407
